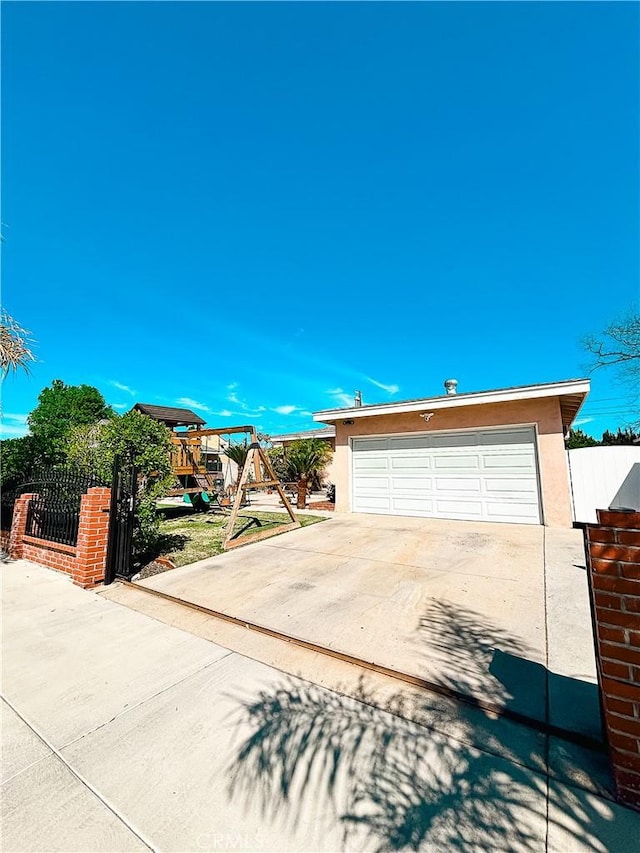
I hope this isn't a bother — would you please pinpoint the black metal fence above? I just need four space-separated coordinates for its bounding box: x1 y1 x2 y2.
18 467 106 548
25 495 81 546
1 496 15 532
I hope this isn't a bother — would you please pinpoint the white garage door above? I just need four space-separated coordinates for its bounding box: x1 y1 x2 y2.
351 427 542 524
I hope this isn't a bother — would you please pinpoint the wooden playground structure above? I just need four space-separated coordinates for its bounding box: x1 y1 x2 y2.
168 425 301 550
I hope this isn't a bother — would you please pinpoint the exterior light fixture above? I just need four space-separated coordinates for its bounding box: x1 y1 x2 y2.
343 419 354 425
420 412 435 421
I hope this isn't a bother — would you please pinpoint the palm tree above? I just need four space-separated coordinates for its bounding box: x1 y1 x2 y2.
284 439 332 509
0 310 35 378
223 440 250 488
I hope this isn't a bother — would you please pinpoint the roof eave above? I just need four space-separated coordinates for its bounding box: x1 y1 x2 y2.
313 379 591 424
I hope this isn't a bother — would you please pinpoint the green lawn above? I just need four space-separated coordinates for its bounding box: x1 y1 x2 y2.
154 509 327 568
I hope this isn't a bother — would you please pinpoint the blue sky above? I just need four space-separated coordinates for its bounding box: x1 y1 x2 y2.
2 2 638 439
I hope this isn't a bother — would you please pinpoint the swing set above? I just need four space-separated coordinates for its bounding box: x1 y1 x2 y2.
168 425 301 550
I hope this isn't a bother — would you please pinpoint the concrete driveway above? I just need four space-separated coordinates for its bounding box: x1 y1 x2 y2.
138 513 599 737
5 559 639 852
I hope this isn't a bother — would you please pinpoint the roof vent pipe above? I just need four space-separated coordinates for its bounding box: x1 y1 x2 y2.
354 390 362 407
444 378 458 396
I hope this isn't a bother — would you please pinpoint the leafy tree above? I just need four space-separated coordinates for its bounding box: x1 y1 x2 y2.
266 446 289 482
565 425 640 448
0 310 35 378
565 429 599 449
0 435 41 492
28 379 113 464
601 427 640 446
66 410 174 557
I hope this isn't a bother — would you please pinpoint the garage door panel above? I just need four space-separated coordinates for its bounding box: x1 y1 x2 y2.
390 436 431 451
353 456 389 472
353 496 391 511
391 456 431 469
483 476 538 496
486 501 540 521
434 477 482 494
431 433 479 448
353 476 390 492
479 429 533 446
435 498 484 517
353 438 389 453
391 477 433 492
351 428 541 525
392 497 435 514
482 453 535 470
433 454 481 470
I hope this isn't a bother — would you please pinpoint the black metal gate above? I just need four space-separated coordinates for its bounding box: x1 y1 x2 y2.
104 456 138 584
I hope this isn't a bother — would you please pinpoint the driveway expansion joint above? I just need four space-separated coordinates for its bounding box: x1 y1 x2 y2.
1 695 156 852
124 580 605 753
58 650 235 752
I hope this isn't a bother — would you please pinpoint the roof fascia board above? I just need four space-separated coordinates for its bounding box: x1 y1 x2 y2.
313 380 591 422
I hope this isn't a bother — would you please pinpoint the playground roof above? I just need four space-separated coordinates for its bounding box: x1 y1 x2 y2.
132 403 206 428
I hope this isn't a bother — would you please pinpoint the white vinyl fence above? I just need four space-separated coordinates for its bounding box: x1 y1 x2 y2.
568 445 640 524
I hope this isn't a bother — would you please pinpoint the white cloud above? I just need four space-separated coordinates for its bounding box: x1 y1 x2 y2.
225 384 266 414
335 394 354 407
176 397 211 412
110 380 136 395
212 409 233 417
112 403 128 410
326 388 355 407
299 410 313 417
367 377 399 395
574 417 595 426
0 414 29 439
274 405 298 416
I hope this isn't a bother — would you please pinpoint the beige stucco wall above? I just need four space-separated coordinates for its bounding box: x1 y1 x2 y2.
326 396 572 527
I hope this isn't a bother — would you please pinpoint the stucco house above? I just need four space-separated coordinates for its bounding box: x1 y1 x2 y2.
313 378 590 527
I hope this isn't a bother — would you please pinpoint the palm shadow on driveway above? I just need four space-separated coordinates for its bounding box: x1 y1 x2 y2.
227 598 619 852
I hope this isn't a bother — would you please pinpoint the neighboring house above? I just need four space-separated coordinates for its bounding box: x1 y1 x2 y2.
568 445 640 524
313 378 590 527
269 426 337 486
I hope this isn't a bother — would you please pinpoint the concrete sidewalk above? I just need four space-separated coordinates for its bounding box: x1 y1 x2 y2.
3 560 639 852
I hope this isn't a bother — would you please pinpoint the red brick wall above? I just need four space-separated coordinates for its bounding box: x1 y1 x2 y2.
5 487 111 589
9 493 36 559
1 528 10 552
75 487 111 588
586 509 640 811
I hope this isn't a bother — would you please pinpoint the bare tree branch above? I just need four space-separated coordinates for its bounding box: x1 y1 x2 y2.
582 311 640 376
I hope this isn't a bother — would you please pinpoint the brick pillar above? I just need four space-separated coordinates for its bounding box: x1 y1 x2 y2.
8 493 36 559
586 508 640 811
74 487 111 588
